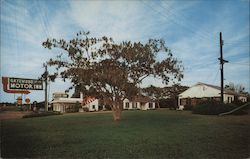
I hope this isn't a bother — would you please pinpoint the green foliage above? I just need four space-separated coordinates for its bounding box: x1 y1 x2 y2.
22 111 61 118
104 104 112 110
183 104 193 110
231 98 247 106
42 31 184 117
1 110 249 158
192 101 249 115
225 82 246 94
75 101 81 111
82 107 89 112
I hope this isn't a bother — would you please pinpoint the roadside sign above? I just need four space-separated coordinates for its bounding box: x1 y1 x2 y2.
8 77 43 90
2 77 43 94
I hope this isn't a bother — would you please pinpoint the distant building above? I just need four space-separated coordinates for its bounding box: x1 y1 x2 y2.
51 92 82 113
81 96 99 112
51 92 101 113
51 92 157 113
123 96 156 110
178 82 248 110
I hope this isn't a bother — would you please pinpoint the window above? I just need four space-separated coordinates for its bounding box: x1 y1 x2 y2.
92 105 95 109
227 97 232 103
125 102 129 108
149 102 153 109
180 99 186 105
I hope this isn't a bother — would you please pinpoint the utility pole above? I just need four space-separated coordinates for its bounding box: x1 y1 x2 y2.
44 64 48 111
218 32 228 103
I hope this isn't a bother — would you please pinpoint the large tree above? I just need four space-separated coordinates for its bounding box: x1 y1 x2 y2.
42 31 184 121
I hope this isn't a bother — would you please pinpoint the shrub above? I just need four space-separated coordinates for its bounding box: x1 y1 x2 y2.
82 107 89 112
184 104 193 110
192 101 248 115
232 99 245 106
75 102 81 112
229 103 249 115
104 105 112 111
23 111 61 118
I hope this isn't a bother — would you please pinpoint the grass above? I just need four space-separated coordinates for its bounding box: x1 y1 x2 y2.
1 110 249 159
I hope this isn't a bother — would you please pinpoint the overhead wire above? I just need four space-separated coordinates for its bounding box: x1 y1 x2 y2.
35 0 49 38
14 1 20 76
158 1 216 41
212 69 220 85
140 0 214 42
227 62 250 66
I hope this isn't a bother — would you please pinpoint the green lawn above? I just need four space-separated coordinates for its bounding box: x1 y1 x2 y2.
1 110 249 158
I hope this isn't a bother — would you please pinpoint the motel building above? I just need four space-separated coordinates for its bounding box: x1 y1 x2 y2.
123 96 156 110
50 92 100 113
50 92 156 113
178 82 248 110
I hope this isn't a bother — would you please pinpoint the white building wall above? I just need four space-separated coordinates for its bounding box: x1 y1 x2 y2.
123 99 130 109
224 94 234 103
53 103 62 112
123 99 155 110
142 103 148 110
238 96 247 102
84 99 99 111
124 99 138 110
136 102 140 109
141 102 155 110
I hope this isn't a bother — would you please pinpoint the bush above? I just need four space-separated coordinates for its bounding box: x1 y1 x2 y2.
184 104 193 110
192 101 248 115
159 98 176 108
104 105 112 111
23 111 61 118
82 107 89 112
232 99 245 106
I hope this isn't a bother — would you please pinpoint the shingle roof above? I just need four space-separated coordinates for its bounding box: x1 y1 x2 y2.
132 96 153 102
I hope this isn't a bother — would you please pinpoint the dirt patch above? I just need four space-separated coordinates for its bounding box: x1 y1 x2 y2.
0 111 34 120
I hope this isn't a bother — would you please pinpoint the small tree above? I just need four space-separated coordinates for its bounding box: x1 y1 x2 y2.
143 84 189 109
225 82 247 94
42 31 184 121
142 85 166 108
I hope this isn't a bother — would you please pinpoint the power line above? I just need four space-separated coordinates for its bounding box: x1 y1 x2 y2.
228 62 250 66
212 69 219 85
141 0 214 42
35 1 49 38
158 1 215 40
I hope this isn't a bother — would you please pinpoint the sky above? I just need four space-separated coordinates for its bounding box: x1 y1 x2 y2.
0 0 249 103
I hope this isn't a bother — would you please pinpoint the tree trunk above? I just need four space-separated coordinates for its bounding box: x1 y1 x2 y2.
157 100 160 108
112 106 122 121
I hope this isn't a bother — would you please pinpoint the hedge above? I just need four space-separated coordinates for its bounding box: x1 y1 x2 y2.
23 111 62 118
192 101 249 115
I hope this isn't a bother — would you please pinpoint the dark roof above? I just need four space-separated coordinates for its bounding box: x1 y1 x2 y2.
132 96 153 102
